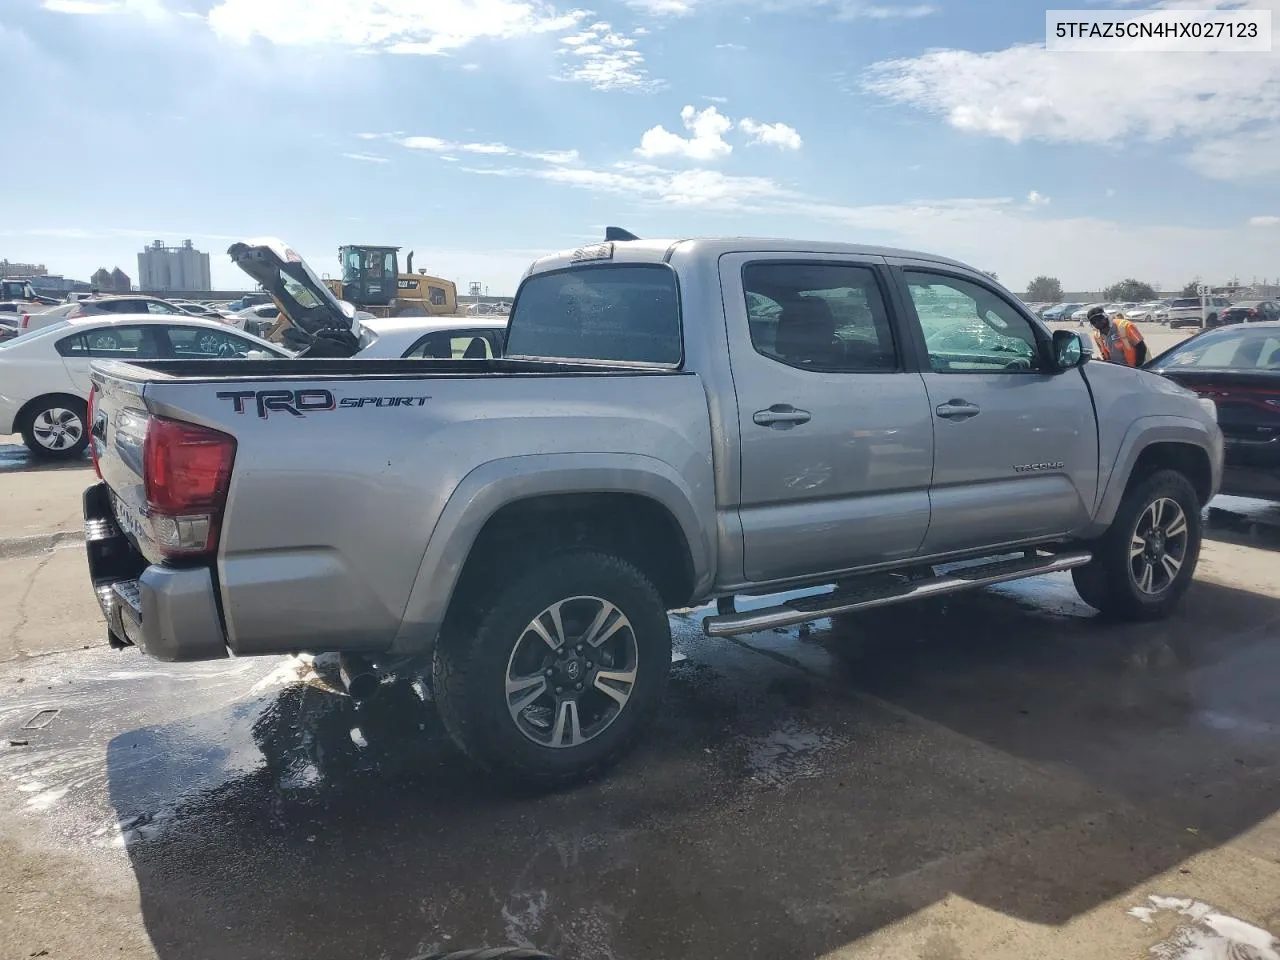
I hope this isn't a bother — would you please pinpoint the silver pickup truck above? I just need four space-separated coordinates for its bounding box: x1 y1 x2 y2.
83 234 1223 783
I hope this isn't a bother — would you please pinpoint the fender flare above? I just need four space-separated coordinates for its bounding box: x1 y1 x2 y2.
390 452 715 653
1085 415 1219 536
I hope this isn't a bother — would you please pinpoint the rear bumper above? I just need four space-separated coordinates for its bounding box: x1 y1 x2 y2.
84 482 229 661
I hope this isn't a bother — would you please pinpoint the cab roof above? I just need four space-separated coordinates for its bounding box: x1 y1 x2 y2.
522 235 975 281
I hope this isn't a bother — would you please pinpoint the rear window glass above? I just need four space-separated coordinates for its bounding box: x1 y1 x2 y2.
1171 298 1200 309
506 264 680 365
1157 331 1280 370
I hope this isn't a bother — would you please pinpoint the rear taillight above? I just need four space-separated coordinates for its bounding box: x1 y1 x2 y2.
19 313 29 330
142 417 236 558
87 386 102 480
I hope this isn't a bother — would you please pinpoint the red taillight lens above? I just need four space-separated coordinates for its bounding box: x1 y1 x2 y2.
20 313 29 330
142 417 236 557
87 386 102 480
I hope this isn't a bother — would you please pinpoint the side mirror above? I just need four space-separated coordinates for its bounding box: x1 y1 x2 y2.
1052 329 1085 370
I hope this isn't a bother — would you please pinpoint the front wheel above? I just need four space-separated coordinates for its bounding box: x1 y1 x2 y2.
433 550 671 785
1072 468 1202 620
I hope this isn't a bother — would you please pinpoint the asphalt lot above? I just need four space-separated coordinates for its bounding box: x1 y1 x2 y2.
2 368 1280 960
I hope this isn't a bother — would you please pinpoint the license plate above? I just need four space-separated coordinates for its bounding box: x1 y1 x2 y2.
110 492 148 547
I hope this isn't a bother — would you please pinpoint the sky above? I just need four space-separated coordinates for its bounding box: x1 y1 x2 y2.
3 0 1279 295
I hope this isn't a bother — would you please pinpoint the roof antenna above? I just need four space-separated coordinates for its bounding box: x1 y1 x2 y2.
605 226 640 242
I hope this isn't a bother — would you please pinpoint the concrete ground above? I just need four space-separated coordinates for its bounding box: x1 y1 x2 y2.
2 426 1280 960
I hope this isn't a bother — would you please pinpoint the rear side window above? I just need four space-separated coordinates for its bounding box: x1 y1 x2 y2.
743 262 897 372
404 330 500 359
506 264 680 365
56 325 160 359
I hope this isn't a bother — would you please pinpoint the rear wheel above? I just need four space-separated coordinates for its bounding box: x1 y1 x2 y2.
20 396 89 459
433 550 671 785
1072 469 1201 620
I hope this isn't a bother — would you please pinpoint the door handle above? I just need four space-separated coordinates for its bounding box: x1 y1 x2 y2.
935 399 980 420
753 404 812 427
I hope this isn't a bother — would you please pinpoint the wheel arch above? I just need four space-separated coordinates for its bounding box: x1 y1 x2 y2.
14 391 88 433
1086 417 1219 536
390 453 715 655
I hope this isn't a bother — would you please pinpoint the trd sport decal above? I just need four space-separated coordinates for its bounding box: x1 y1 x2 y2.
217 389 430 419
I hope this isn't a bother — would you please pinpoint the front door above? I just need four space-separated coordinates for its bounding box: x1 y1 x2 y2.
895 266 1099 556
721 254 935 583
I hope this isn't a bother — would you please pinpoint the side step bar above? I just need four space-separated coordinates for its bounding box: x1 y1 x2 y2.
702 550 1092 638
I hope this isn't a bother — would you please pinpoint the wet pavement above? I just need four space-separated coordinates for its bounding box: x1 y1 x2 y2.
1 474 1279 959
2 498 1280 960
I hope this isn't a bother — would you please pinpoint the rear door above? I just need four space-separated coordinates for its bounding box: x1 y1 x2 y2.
719 253 934 582
890 263 1099 555
402 328 503 359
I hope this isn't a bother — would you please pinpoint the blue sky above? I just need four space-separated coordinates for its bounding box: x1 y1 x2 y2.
3 0 1279 294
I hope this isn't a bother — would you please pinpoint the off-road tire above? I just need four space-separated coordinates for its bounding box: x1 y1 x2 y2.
1072 468 1201 620
20 396 89 460
433 550 671 786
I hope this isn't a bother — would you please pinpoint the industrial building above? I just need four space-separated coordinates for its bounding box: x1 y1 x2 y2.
0 259 48 278
137 239 211 292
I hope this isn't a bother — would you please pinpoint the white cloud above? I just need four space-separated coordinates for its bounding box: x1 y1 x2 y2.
206 0 584 56
862 0 1280 180
461 62 480 71
614 0 938 16
342 152 390 163
1105 188 1116 198
1186 126 1280 180
636 105 734 161
739 117 803 150
703 95 728 103
716 42 746 50
557 21 657 91
1026 190 1049 206
460 142 512 155
402 136 453 151
626 0 695 12
400 135 578 165
43 0 167 15
1250 216 1280 227
461 159 792 210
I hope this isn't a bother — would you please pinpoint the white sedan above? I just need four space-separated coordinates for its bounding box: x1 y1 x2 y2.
0 314 286 458
354 315 507 359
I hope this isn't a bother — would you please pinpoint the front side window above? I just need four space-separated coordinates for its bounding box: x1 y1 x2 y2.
165 326 266 358
904 272 1043 373
742 262 896 372
429 285 447 306
506 264 680 365
147 301 180 314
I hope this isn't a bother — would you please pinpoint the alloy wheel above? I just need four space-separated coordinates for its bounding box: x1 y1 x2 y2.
1129 497 1189 596
503 595 639 749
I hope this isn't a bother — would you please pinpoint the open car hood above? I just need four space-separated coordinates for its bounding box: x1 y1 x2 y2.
227 238 358 339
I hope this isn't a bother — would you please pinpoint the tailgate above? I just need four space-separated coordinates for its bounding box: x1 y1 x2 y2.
89 363 162 564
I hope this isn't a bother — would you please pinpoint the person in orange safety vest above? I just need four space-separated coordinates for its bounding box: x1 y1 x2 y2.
1087 305 1147 367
